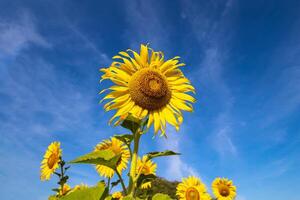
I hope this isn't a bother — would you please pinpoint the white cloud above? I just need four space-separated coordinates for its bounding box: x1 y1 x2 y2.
181 0 238 157
0 12 50 57
157 127 200 181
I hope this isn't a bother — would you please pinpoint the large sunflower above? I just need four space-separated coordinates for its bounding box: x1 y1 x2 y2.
176 176 211 200
94 137 130 178
136 156 157 189
100 44 195 135
40 142 62 181
212 178 236 200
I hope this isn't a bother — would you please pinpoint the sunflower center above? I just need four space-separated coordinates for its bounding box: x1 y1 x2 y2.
185 187 200 200
219 186 230 197
129 68 171 110
141 166 150 175
47 153 58 169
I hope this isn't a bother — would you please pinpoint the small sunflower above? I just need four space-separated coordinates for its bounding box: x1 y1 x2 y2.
176 176 209 200
112 191 123 199
100 44 195 135
58 184 71 196
212 178 236 200
40 142 62 181
136 156 157 189
94 137 130 178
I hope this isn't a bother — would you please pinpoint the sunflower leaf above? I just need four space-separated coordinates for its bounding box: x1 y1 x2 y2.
121 115 142 133
152 193 173 200
114 134 134 146
69 149 121 170
145 150 180 160
122 196 142 200
58 182 108 200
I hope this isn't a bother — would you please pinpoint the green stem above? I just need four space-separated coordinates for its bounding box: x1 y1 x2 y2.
115 170 127 194
128 129 141 196
59 161 65 196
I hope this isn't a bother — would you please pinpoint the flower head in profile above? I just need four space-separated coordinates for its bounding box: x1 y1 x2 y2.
212 178 236 200
112 191 123 199
94 137 130 178
40 142 62 181
136 156 157 189
100 44 195 135
176 176 211 200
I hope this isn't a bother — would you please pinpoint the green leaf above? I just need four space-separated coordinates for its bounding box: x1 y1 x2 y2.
152 193 173 200
59 182 107 200
136 174 156 188
69 149 121 170
122 196 142 200
48 195 58 200
146 150 180 160
121 115 142 133
114 134 134 146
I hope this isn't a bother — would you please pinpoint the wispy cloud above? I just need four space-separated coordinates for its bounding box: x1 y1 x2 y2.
157 127 200 181
0 11 50 58
123 0 170 48
181 0 238 157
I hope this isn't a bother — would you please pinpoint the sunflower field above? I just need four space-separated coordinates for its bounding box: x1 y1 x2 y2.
41 44 237 200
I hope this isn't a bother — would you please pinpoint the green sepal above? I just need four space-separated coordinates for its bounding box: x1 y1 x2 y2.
152 193 173 200
110 179 121 189
121 115 142 133
146 150 180 160
69 149 120 170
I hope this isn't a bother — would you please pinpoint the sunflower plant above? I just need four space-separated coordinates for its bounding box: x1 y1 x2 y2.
40 44 237 200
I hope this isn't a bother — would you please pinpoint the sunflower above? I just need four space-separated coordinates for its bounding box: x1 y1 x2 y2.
58 184 71 196
100 44 195 135
136 156 157 189
176 176 210 200
94 137 130 178
112 191 123 199
40 142 62 181
212 178 236 200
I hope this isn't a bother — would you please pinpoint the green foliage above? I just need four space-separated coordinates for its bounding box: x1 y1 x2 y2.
69 149 120 170
59 182 107 200
121 115 142 133
137 174 156 188
114 134 134 147
152 193 173 200
146 151 180 160
122 196 142 200
136 177 179 199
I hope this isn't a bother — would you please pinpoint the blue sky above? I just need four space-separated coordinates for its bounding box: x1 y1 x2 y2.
0 0 300 199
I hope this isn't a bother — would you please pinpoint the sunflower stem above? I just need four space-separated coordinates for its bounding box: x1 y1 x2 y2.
115 169 127 194
59 159 65 197
128 128 141 197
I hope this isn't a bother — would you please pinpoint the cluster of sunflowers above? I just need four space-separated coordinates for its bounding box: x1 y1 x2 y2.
40 44 237 200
